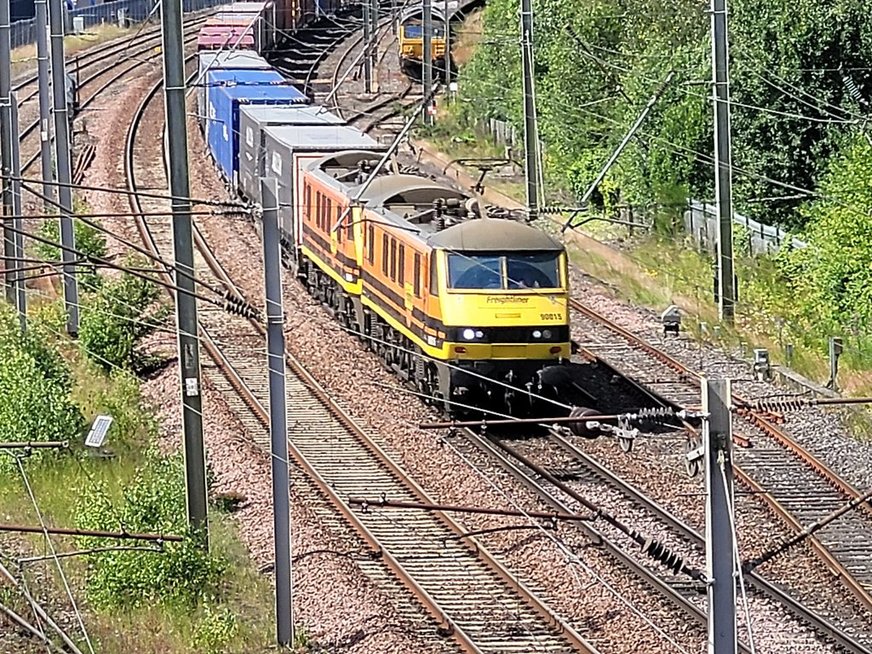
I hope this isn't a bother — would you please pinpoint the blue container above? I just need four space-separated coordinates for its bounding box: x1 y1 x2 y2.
198 62 272 130
203 69 282 126
205 70 309 184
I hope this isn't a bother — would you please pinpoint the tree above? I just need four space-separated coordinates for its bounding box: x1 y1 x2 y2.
779 135 872 329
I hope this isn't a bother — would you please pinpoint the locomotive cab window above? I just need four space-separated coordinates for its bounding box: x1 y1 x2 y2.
368 224 375 264
413 253 421 297
447 254 502 290
506 253 560 289
447 252 561 290
402 24 445 38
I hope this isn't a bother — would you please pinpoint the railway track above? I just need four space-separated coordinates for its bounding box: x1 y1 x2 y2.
464 422 872 652
17 12 212 174
570 298 872 628
122 62 600 654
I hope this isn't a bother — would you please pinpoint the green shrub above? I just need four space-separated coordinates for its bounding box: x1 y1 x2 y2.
76 448 227 610
0 304 83 461
36 217 108 291
78 261 168 371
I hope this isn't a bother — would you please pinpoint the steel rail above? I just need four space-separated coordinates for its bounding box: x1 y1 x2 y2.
19 21 206 174
570 297 872 614
124 60 598 654
457 425 730 651
543 428 872 654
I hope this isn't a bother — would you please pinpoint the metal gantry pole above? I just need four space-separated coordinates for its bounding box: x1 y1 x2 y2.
422 0 433 124
48 0 79 335
369 0 378 92
362 0 372 93
160 0 209 544
10 93 26 330
703 378 738 654
260 178 293 647
1 0 15 304
35 0 55 208
519 0 540 221
443 0 450 85
711 0 736 324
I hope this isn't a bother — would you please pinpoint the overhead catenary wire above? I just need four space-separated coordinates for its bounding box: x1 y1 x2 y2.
0 173 245 208
20 179 242 301
0 221 249 312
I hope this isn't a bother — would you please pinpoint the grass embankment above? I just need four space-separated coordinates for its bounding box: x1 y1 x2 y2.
417 113 872 410
0 294 279 653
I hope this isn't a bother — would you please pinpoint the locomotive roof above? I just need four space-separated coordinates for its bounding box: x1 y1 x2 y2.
428 218 564 252
357 174 466 206
305 152 557 251
400 0 460 22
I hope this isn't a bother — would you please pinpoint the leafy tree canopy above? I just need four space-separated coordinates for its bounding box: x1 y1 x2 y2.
458 0 872 228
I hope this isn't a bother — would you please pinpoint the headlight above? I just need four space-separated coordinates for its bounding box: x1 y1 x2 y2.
461 328 484 341
542 329 552 340
532 330 542 339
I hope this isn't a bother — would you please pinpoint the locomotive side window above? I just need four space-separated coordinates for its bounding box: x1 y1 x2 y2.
304 184 311 222
382 234 389 275
315 192 322 230
398 244 405 286
368 224 375 264
346 208 354 242
389 239 397 281
430 254 439 296
413 253 421 297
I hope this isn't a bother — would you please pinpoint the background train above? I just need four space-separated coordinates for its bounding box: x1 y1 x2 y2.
397 2 451 78
196 2 577 415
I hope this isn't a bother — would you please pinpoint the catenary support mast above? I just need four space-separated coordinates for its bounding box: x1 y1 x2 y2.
160 0 209 543
260 179 293 646
48 0 79 334
1 0 15 304
519 0 540 221
711 0 736 323
35 0 55 208
422 0 433 124
703 378 738 654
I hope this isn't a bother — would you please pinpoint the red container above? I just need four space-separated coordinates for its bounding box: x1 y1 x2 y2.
197 26 257 51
